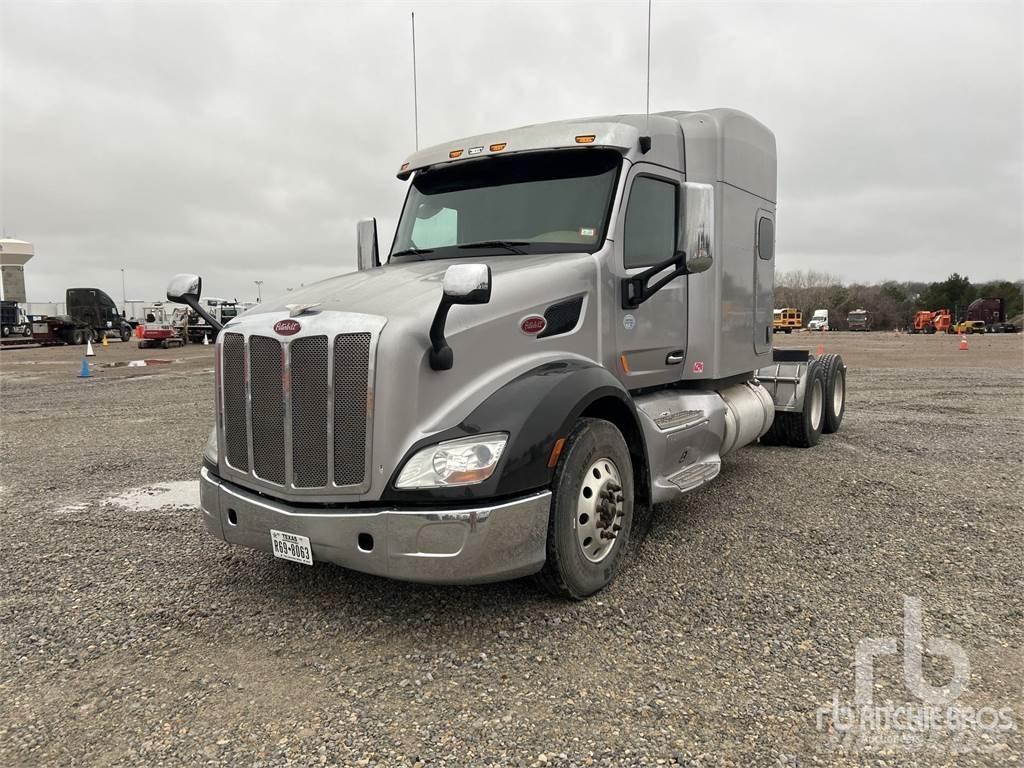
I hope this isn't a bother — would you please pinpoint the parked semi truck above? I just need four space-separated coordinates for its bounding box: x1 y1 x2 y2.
66 288 133 342
186 297 239 343
170 109 848 598
806 309 829 331
846 308 871 331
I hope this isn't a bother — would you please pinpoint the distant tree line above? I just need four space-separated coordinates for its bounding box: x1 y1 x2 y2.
774 272 1024 330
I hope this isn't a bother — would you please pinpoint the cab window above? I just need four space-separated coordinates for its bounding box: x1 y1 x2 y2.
410 206 458 249
624 176 677 269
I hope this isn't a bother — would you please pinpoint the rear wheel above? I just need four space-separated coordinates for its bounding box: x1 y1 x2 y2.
535 418 634 600
1 325 10 337
72 329 86 345
818 353 847 434
761 363 825 448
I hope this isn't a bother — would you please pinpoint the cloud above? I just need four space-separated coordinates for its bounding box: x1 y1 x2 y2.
1 0 1020 309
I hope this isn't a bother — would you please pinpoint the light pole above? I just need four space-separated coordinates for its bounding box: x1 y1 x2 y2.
254 280 263 303
121 268 126 307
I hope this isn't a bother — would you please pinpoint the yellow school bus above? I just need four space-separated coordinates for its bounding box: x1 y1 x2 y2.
773 308 802 334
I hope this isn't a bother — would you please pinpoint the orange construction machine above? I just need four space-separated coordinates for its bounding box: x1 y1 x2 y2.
932 308 952 333
910 310 935 334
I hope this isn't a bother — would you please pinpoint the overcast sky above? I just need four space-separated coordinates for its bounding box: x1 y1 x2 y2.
1 0 1021 307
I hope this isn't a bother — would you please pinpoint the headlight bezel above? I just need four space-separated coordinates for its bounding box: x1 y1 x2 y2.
395 432 509 489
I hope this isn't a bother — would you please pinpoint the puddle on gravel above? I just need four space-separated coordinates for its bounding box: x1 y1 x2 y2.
104 481 199 512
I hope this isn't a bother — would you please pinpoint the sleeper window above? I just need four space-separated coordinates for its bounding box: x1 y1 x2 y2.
757 217 774 261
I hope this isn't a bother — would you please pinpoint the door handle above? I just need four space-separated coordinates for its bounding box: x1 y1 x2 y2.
665 350 685 365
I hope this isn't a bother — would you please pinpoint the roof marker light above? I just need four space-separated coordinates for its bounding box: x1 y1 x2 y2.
575 134 596 144
489 142 507 152
449 149 464 158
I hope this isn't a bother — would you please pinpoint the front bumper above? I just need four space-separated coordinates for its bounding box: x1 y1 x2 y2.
199 467 551 584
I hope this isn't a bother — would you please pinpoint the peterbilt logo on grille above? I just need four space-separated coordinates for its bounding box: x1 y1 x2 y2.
520 315 546 335
273 319 301 336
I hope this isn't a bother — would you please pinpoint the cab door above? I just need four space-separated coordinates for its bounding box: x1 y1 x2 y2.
611 164 688 389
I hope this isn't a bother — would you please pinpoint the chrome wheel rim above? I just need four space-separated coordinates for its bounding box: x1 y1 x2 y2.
832 369 845 416
809 378 823 431
575 457 624 563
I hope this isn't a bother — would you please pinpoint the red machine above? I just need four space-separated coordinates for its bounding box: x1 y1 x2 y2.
137 305 186 349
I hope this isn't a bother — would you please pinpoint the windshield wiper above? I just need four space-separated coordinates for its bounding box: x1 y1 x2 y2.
456 240 529 255
391 247 434 259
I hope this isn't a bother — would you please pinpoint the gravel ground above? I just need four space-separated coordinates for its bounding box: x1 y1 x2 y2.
1 332 1021 767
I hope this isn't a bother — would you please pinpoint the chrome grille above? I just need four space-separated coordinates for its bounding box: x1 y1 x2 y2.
249 335 286 485
290 335 330 488
333 333 371 486
218 325 375 495
222 333 249 471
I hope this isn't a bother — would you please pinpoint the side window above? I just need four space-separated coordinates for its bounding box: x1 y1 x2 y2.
624 176 677 269
757 216 774 260
411 206 458 249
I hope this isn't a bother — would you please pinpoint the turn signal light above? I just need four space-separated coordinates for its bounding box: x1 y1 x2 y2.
489 142 507 152
449 149 464 158
575 135 596 144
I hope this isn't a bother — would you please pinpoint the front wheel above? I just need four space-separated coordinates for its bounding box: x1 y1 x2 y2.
534 418 634 600
120 325 132 342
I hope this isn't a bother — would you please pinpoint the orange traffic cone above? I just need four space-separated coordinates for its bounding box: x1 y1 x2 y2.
959 336 968 351
816 343 825 357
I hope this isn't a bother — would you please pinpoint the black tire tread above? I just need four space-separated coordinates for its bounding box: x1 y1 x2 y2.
819 353 846 434
533 418 632 600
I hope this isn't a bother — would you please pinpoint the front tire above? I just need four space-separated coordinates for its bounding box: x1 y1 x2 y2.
535 418 634 600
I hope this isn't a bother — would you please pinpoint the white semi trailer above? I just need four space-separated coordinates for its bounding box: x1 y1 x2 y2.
169 109 848 599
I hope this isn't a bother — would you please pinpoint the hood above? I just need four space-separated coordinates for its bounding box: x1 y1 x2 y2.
241 253 593 323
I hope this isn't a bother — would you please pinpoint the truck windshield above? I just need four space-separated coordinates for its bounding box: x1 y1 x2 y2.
390 148 622 260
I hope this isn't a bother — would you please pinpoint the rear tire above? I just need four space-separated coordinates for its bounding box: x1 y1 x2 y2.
819 353 847 434
534 418 634 600
760 362 825 448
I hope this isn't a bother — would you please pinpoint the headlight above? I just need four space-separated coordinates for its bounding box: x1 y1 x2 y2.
395 433 508 489
204 426 218 464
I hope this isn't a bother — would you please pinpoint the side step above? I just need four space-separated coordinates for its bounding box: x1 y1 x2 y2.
666 460 721 493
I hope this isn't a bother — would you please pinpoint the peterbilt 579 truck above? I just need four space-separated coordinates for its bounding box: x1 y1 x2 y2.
169 109 847 599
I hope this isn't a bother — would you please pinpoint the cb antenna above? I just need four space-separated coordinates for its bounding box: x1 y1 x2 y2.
411 11 420 150
640 0 652 153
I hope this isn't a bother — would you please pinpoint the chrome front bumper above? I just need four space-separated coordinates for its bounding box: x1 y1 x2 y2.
199 467 551 584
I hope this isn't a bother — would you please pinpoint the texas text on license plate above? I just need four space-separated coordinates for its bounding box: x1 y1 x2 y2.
270 529 313 565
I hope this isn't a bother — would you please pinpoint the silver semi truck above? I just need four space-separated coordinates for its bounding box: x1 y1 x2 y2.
169 109 847 599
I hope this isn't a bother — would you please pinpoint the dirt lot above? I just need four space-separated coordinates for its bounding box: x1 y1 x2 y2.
1 332 1022 767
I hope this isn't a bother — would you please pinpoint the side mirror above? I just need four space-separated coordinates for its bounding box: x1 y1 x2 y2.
681 182 714 274
429 263 492 371
356 218 380 271
442 263 491 304
166 273 223 333
167 273 201 303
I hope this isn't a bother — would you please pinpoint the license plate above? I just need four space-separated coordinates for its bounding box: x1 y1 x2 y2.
270 529 313 565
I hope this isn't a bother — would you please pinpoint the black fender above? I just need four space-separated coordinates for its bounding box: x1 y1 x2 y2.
382 359 644 504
